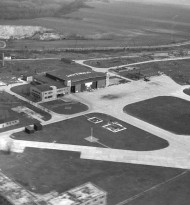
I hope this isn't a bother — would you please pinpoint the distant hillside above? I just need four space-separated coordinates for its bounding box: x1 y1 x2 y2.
0 0 90 20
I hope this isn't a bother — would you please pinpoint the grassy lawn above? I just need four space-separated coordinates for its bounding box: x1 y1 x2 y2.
129 169 190 205
183 88 190 96
40 99 88 114
0 148 187 205
13 113 168 151
11 84 38 102
124 96 190 135
0 91 51 132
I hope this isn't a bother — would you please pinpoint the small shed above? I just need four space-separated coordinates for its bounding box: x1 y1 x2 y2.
22 75 33 82
25 126 35 134
34 122 43 131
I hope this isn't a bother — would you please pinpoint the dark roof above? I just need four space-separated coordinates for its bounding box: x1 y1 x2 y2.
46 70 106 83
35 84 53 92
34 75 66 89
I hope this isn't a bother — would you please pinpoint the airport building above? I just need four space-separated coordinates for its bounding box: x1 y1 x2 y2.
46 70 108 93
30 69 108 102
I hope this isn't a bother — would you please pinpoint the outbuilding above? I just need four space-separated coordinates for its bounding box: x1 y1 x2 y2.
25 126 35 134
34 122 43 131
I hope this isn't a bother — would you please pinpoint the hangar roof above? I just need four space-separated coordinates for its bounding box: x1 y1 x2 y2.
34 75 66 89
46 69 106 83
35 84 53 92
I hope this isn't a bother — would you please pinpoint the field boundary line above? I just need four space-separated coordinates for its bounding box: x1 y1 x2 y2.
115 170 189 205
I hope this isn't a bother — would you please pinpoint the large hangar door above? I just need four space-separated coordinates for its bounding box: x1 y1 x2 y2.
75 84 81 93
71 86 75 93
91 81 97 89
81 83 86 92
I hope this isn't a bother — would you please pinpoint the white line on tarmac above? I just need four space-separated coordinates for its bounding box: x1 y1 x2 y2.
115 170 189 205
96 141 111 149
83 114 90 119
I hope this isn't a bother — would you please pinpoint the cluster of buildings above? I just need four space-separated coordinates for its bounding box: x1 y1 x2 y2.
0 171 107 205
49 182 107 205
25 69 109 102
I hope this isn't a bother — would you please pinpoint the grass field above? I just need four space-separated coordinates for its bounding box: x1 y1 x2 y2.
2 60 91 82
124 96 190 135
0 147 188 205
13 113 168 151
183 88 190 96
0 91 51 132
1 1 190 49
40 99 88 114
11 84 40 102
84 55 153 68
118 59 190 85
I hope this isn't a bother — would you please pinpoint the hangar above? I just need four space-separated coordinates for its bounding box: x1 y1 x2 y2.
46 70 108 93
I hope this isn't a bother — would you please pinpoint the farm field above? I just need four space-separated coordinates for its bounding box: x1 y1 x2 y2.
1 1 190 49
124 96 190 135
13 113 169 151
0 91 51 132
0 147 188 205
40 99 88 115
118 59 190 85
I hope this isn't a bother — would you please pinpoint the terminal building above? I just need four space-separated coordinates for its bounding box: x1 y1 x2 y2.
30 69 109 102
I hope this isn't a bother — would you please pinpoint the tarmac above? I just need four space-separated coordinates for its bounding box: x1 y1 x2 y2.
1 60 190 169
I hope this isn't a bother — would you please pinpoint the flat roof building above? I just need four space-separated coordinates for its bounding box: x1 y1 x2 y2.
0 172 44 205
29 67 109 102
49 182 107 205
